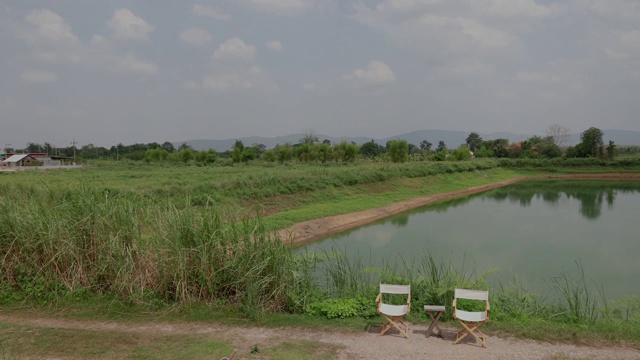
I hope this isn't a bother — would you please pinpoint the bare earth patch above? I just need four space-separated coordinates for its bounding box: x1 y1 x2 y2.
0 314 638 359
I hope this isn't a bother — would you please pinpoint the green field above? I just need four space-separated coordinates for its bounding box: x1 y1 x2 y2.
2 158 640 352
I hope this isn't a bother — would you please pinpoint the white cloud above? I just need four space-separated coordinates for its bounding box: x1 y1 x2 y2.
436 61 496 78
351 5 517 55
374 0 442 14
107 9 154 40
605 49 629 60
24 9 78 43
344 60 396 85
21 69 58 83
180 28 212 46
618 29 640 45
265 40 284 52
192 4 232 21
303 82 316 90
119 54 158 74
236 0 316 16
473 0 562 17
213 38 256 61
202 66 278 92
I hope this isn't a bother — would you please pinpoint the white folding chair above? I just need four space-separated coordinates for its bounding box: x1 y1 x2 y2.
376 284 411 338
452 288 490 348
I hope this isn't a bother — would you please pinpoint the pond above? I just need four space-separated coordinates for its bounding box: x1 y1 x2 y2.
301 180 640 299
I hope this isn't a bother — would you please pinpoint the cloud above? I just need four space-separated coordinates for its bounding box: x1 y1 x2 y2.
265 40 284 52
202 66 278 92
351 4 517 55
472 0 563 17
180 28 212 46
24 9 78 43
213 38 256 61
303 82 316 90
21 69 58 83
107 8 154 40
344 60 396 85
119 54 158 74
192 4 232 21
236 0 318 16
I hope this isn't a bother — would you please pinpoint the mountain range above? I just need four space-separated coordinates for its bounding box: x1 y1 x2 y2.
177 129 640 152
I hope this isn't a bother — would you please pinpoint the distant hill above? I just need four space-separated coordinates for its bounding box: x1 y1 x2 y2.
177 129 640 152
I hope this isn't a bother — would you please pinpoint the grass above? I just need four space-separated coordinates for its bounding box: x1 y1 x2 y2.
1 159 640 350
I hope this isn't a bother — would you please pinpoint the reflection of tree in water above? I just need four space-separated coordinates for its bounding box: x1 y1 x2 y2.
390 214 409 227
479 181 640 221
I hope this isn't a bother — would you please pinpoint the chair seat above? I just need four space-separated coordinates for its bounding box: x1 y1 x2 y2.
379 303 409 317
455 309 487 322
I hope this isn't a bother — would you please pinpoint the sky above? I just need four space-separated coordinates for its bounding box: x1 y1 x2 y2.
1 0 640 149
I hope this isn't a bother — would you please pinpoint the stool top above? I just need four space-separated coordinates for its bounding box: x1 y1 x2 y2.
424 305 445 311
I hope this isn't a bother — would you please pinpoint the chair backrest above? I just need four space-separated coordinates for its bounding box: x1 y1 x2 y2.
380 284 410 295
454 288 488 301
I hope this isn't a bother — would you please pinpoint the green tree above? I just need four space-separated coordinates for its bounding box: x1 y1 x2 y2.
317 143 332 163
161 141 176 153
333 141 359 162
451 146 471 161
359 140 384 158
388 139 409 163
232 140 245 163
606 140 617 160
275 144 294 163
474 146 494 158
177 148 193 163
144 148 169 162
575 127 604 158
420 140 432 152
436 141 447 152
465 132 483 152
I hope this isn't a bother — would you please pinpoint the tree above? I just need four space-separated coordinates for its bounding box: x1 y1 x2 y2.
545 124 570 146
451 146 472 161
161 141 176 153
275 144 294 163
420 140 432 152
332 141 359 162
359 140 384 158
178 142 193 151
232 140 244 163
436 141 447 152
465 132 483 152
387 139 409 163
299 130 319 145
317 143 332 163
575 127 604 158
606 140 617 160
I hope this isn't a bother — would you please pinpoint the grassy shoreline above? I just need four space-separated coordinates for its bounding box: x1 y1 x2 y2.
2 159 640 353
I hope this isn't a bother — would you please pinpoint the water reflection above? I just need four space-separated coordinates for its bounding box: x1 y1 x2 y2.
303 180 640 299
433 180 640 221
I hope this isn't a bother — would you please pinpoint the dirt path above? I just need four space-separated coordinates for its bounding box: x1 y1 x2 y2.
0 313 637 359
279 173 640 245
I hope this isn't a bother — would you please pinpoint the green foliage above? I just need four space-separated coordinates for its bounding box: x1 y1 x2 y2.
387 139 409 163
465 132 483 152
574 127 604 158
474 146 494 158
450 146 471 161
432 149 447 161
232 140 244 163
306 296 376 318
332 141 359 163
359 140 384 159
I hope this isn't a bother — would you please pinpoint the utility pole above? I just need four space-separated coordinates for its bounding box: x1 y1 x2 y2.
70 138 77 163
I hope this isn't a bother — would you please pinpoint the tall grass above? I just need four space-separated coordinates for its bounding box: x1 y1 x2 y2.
0 184 297 319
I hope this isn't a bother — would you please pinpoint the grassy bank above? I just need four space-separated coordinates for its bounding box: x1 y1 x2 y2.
2 159 640 348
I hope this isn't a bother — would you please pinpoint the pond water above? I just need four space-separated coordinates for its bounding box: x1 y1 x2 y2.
301 180 640 299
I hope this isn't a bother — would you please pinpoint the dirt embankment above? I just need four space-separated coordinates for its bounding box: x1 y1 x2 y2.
278 173 640 245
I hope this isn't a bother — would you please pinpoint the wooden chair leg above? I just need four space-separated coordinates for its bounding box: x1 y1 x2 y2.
454 320 487 348
379 314 409 338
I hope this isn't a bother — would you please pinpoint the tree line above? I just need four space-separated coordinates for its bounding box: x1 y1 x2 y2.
6 126 631 165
